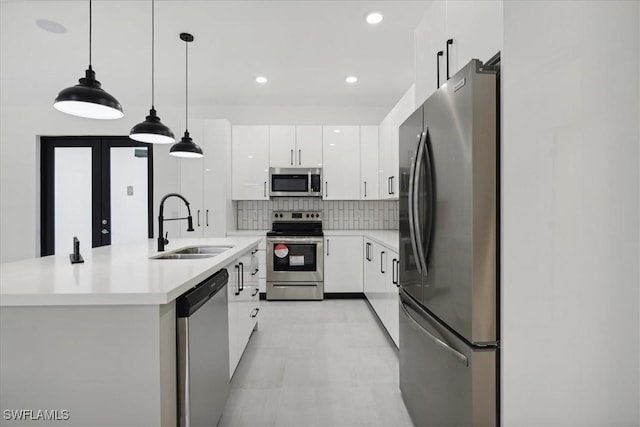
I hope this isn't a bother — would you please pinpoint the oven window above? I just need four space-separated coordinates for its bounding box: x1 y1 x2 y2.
272 175 308 192
272 243 317 271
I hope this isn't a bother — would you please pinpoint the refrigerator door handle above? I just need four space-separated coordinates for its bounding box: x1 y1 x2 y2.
421 129 436 271
408 131 426 275
400 301 468 367
413 130 429 275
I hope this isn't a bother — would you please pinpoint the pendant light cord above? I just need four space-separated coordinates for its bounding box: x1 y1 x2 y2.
151 0 155 108
185 38 188 131
89 0 92 67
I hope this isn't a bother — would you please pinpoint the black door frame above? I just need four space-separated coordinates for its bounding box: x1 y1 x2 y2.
40 136 154 256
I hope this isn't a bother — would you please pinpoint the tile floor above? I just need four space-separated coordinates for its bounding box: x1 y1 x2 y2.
219 299 414 427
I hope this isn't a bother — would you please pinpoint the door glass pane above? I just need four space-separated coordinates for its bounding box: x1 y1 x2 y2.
54 148 92 255
110 147 148 245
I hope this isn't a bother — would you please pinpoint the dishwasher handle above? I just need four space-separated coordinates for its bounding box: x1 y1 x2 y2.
176 269 229 317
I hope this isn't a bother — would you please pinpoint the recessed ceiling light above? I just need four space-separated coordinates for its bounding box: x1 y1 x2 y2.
333 129 341 133
329 144 336 147
345 76 358 84
36 19 67 34
256 76 268 84
365 12 383 25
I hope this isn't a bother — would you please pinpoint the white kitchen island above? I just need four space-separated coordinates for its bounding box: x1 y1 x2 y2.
0 237 260 427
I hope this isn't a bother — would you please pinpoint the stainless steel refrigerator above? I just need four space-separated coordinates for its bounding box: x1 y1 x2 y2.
399 57 499 427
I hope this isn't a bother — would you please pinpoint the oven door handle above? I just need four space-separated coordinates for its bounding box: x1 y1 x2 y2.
267 237 322 244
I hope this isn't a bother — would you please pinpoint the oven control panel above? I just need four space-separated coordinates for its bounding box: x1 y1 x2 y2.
273 211 322 221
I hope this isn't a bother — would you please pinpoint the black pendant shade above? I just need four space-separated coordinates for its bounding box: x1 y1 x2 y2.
169 130 203 158
130 108 175 144
53 1 123 120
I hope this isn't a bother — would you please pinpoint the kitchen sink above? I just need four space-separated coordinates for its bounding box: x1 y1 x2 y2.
151 245 233 260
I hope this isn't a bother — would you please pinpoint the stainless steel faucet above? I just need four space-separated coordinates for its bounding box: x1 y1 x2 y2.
158 193 194 251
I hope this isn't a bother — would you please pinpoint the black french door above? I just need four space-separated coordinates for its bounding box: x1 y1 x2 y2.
40 136 154 257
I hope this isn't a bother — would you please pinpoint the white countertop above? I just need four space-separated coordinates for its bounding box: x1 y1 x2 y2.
0 237 260 307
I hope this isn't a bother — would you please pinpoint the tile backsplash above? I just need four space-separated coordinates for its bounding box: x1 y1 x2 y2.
237 198 398 230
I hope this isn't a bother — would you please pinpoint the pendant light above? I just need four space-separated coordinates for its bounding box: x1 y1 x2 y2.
170 33 203 158
53 0 123 119
129 0 175 144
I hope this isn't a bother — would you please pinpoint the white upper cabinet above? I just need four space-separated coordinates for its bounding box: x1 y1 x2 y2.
322 126 360 200
269 125 323 168
232 126 269 200
360 126 379 200
414 0 502 106
445 1 502 79
269 126 296 168
295 126 323 168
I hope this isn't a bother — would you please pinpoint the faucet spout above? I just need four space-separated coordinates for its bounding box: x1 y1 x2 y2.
157 193 195 251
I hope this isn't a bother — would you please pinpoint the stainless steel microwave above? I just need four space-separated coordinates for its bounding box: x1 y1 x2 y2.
269 168 322 197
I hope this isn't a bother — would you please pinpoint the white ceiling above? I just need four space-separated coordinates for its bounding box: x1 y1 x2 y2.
1 1 428 113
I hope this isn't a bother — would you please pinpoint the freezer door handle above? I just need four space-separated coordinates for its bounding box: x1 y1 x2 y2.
400 302 468 367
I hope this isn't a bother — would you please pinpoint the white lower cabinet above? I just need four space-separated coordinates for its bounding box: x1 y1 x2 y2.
227 244 260 379
363 238 399 347
323 236 364 293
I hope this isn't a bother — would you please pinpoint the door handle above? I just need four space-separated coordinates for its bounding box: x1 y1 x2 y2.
364 181 367 198
390 176 395 195
325 181 328 198
408 131 427 275
251 248 258 255
326 239 329 256
392 258 398 286
400 302 468 367
235 265 241 296
251 268 259 276
413 130 429 276
252 288 259 297
380 251 386 274
239 262 244 292
264 181 267 198
290 149 294 165
437 50 443 88
298 149 301 166
197 210 201 227
250 308 260 318
446 39 453 80
206 209 209 227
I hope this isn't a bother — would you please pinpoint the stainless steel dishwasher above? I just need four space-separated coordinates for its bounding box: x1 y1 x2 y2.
176 268 230 427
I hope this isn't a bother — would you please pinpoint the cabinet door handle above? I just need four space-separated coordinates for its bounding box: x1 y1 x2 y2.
364 181 367 198
380 251 386 274
388 177 391 195
390 176 395 195
251 248 258 255
392 258 399 286
298 149 301 166
325 181 328 198
239 262 244 292
251 268 259 276
252 288 259 297
235 265 241 296
250 308 260 318
290 149 294 165
206 209 209 227
446 39 453 80
264 181 267 198
326 239 330 256
197 210 201 227
437 50 443 89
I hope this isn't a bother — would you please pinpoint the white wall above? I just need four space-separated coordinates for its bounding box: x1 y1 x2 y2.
502 1 639 425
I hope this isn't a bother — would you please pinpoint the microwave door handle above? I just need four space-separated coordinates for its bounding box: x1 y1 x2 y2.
408 132 425 275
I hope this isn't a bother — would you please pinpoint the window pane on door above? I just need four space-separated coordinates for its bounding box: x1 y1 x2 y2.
110 147 148 245
54 148 92 255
